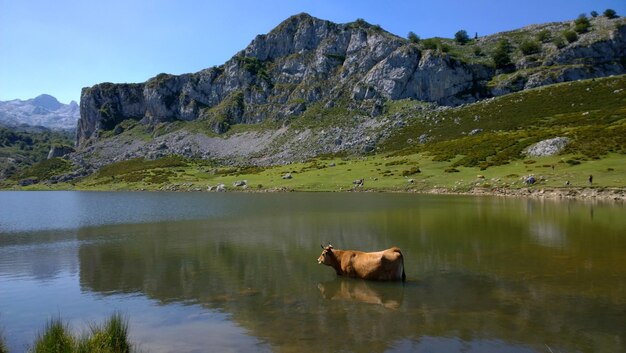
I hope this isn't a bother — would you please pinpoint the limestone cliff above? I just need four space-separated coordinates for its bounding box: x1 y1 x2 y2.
77 13 626 147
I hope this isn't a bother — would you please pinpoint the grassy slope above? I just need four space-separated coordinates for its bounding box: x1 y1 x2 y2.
11 75 625 194
18 151 624 193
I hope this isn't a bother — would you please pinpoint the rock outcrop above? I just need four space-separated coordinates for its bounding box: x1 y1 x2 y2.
47 145 75 159
77 13 626 148
525 137 570 157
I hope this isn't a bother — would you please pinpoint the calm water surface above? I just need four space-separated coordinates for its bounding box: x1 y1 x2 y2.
0 191 625 353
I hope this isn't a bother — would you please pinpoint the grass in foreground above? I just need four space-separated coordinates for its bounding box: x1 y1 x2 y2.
0 332 7 353
30 313 131 353
31 318 74 353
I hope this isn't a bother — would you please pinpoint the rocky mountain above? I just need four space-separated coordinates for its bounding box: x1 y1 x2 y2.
70 13 625 170
0 94 79 130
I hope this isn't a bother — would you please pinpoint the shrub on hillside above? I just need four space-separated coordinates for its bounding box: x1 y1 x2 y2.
11 158 73 181
590 10 599 18
574 14 591 33
401 166 421 176
407 31 420 43
492 39 512 69
563 30 578 43
454 30 470 44
96 155 188 178
535 29 551 42
421 38 439 50
603 9 617 19
553 36 567 49
520 40 541 55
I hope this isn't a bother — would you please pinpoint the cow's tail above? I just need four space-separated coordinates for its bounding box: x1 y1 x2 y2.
393 247 406 282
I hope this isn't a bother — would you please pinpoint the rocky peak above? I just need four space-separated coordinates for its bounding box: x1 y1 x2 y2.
32 94 62 111
0 94 79 130
243 13 336 61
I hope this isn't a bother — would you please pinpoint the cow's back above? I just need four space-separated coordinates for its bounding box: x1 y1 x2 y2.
350 248 404 281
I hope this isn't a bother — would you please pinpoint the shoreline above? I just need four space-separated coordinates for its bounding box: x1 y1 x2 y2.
414 186 626 202
4 185 625 202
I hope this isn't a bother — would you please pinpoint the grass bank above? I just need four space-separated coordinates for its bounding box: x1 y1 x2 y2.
21 313 132 353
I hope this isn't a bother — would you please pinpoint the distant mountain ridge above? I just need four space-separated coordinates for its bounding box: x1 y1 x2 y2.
0 94 79 130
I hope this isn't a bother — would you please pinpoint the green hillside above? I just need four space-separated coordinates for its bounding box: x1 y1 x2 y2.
383 75 626 167
0 125 74 180
8 75 624 196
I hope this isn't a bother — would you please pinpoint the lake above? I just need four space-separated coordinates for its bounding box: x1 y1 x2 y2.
0 191 625 353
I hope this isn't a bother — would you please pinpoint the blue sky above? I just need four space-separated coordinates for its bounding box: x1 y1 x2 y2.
1 0 625 104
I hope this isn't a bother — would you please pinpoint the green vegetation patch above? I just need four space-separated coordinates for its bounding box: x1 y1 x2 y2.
426 131 547 169
383 75 626 169
384 159 409 166
237 56 272 85
97 155 188 179
33 318 74 353
78 313 130 353
563 123 626 158
0 332 6 353
214 165 266 176
0 126 74 178
401 166 421 176
31 313 132 353
146 73 175 89
195 90 245 134
100 120 152 141
12 158 74 181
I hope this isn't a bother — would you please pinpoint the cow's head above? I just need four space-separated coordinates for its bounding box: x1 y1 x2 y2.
318 243 334 265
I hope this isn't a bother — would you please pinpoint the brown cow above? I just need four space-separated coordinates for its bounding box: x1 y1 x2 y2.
317 244 406 281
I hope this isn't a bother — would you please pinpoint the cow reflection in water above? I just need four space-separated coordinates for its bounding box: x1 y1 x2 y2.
317 279 404 309
317 244 406 281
